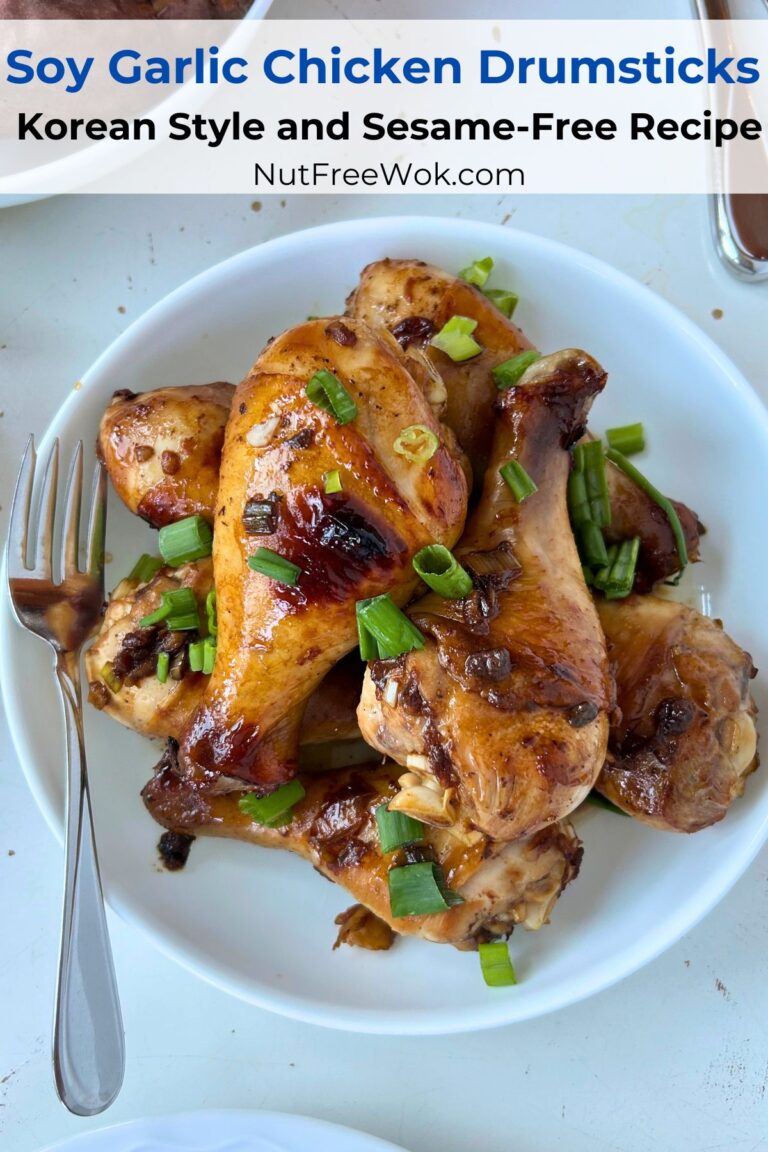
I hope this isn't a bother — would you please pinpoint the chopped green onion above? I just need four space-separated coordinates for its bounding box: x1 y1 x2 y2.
579 521 609 570
603 537 641 600
323 469 343 494
165 612 200 631
492 350 541 390
202 638 217 675
356 594 425 661
499 459 538 502
355 599 380 662
592 544 619 593
388 861 464 918
459 255 494 287
578 440 611 528
567 468 590 529
306 369 357 425
582 565 594 587
413 544 473 600
393 424 439 464
126 553 163 585
188 640 204 673
238 778 306 827
156 651 170 684
247 546 302 586
585 791 630 816
606 449 688 576
606 422 645 456
205 589 217 637
100 661 122 695
431 316 483 362
478 941 518 987
139 587 199 630
375 805 425 854
483 288 519 318
158 515 213 567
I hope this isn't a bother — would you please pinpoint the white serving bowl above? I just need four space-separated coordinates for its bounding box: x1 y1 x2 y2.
3 216 767 1034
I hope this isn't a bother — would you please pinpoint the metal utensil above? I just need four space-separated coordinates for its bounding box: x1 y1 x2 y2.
694 0 768 280
7 436 124 1116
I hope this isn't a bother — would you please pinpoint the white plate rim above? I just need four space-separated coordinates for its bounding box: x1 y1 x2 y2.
36 1108 410 1152
3 214 768 1035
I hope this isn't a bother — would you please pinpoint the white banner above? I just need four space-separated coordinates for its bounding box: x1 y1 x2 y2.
1 19 767 194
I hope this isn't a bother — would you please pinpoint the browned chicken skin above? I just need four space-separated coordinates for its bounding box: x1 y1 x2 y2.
85 560 213 740
143 750 583 949
85 562 363 747
358 350 614 841
596 594 758 831
99 382 234 527
349 258 534 486
179 318 468 792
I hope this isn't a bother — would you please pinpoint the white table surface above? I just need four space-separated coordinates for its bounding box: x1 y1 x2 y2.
2 23 768 1148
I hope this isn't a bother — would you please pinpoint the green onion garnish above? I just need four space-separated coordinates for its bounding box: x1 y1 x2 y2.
603 537 640 600
413 544 473 600
100 661 122 695
459 255 494 288
323 469 342 494
478 941 518 987
492 350 541 390
356 594 426 661
238 778 306 828
247 546 302 586
605 449 688 576
567 468 591 529
575 440 611 528
592 544 619 593
127 553 163 585
499 459 538 503
393 424 439 464
355 599 380 662
388 861 464 918
202 637 217 675
606 422 645 456
306 369 357 425
188 640 204 673
585 791 630 816
483 288 519 318
431 316 483 362
375 805 425 854
139 587 200 631
579 521 609 570
205 589 217 636
156 651 170 684
158 515 213 568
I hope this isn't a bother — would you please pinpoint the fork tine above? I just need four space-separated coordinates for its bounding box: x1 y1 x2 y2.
86 459 107 596
61 442 83 580
7 435 36 578
34 439 59 580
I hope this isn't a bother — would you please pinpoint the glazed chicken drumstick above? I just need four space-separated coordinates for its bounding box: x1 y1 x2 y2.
143 749 582 949
358 349 614 841
99 382 234 526
348 258 534 485
596 594 758 832
179 317 468 791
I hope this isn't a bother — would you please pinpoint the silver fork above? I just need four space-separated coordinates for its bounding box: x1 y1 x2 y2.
7 436 124 1116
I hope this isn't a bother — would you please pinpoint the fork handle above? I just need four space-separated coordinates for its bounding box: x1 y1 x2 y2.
53 655 125 1116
